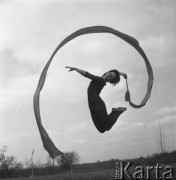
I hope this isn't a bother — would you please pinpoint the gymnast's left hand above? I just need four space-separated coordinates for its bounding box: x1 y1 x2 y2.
65 66 76 72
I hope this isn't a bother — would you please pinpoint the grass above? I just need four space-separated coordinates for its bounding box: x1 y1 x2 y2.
2 169 115 180
2 163 176 180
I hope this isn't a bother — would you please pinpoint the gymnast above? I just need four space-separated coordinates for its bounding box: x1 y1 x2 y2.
66 66 128 133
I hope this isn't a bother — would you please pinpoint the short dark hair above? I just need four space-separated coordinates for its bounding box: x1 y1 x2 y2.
102 69 120 86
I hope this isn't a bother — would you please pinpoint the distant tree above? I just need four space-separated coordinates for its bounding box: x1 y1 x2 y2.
57 151 80 172
47 154 52 167
0 146 23 177
36 159 43 168
157 115 167 153
0 146 7 163
24 158 31 168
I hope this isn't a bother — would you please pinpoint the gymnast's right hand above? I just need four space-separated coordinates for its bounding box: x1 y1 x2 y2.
123 73 128 79
65 66 76 72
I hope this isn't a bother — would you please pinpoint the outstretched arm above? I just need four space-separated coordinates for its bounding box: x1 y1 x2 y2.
65 66 86 76
65 66 104 82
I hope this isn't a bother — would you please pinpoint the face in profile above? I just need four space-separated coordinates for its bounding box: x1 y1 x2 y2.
103 71 116 82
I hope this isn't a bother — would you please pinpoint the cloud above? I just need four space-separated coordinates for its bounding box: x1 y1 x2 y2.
147 106 176 130
0 0 10 4
0 132 31 143
0 1 58 66
66 122 91 133
0 49 39 82
147 113 176 152
47 129 61 137
71 139 85 145
160 115 176 126
158 106 176 116
111 120 146 135
140 33 176 68
0 74 38 111
141 36 167 52
148 114 176 131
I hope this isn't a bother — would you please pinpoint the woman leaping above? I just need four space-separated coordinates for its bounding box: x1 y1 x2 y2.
65 66 128 133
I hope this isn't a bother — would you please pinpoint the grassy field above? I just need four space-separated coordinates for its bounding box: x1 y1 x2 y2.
2 163 176 180
2 169 116 180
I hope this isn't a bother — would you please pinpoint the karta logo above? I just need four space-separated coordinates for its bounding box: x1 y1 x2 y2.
115 161 176 180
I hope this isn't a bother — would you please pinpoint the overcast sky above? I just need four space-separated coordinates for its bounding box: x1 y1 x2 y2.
0 0 176 165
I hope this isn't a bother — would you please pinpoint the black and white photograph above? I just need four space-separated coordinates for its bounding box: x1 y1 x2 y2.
0 0 176 179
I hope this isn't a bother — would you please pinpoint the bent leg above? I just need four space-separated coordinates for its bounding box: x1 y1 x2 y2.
90 108 106 133
94 105 126 132
106 109 125 131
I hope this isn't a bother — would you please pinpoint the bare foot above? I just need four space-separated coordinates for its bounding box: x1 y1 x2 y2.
112 107 127 112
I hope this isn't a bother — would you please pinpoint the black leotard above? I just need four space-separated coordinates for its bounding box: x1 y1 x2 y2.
85 72 106 110
84 71 124 133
